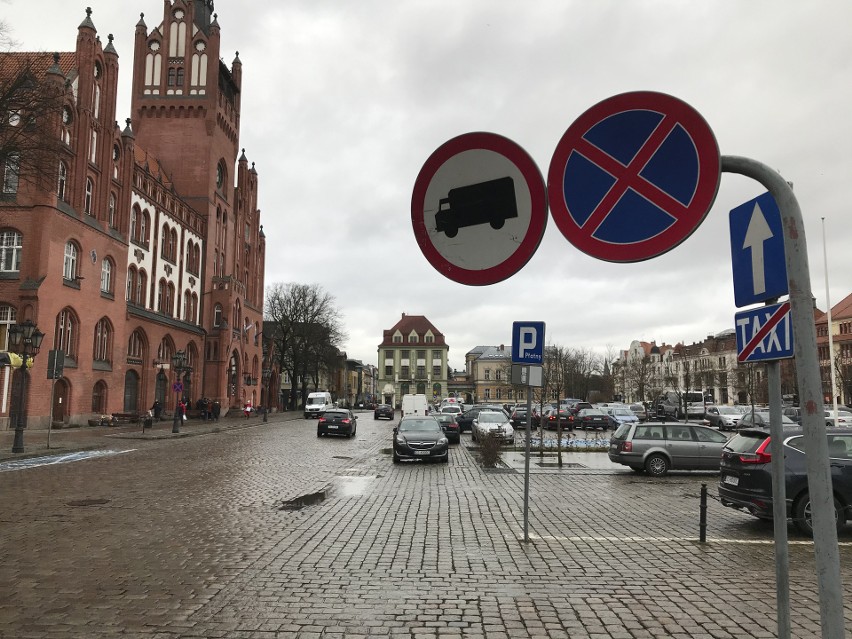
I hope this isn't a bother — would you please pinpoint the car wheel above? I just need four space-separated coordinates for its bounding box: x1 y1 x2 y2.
317 431 322 437
793 493 844 535
629 466 644 473
393 452 400 464
645 454 670 477
442 455 449 464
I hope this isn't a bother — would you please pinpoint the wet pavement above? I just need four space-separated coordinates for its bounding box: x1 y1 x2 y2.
1 412 851 638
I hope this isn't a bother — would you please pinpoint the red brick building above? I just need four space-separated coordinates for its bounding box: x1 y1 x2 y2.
0 1 265 430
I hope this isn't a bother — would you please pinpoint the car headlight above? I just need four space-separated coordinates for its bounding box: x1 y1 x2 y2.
438 437 448 445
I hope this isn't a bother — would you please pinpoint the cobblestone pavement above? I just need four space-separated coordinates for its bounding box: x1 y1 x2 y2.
1 413 851 638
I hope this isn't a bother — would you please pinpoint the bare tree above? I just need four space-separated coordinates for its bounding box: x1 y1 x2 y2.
265 283 347 410
0 29 67 194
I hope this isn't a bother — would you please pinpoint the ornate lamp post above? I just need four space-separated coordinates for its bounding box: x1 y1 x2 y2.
9 320 45 453
171 350 192 434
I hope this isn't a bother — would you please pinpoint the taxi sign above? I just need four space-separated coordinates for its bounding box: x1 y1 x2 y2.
735 301 795 363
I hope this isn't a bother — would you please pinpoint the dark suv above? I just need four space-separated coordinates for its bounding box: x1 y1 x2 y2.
718 426 852 535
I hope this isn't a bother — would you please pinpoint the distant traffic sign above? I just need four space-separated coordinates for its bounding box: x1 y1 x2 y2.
729 192 788 307
512 321 545 365
172 382 183 393
548 91 720 262
735 302 795 363
411 132 548 286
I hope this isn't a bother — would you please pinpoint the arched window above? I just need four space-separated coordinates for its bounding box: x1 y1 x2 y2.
93 317 112 363
191 293 198 324
183 290 191 321
169 228 177 261
2 153 19 194
140 210 149 244
160 224 169 258
108 193 116 228
167 282 175 316
92 380 107 413
157 279 166 312
126 266 136 302
57 161 67 200
0 230 22 272
130 207 138 241
63 241 78 280
136 270 147 307
128 329 145 359
84 178 93 215
55 308 77 359
0 304 18 350
100 258 113 294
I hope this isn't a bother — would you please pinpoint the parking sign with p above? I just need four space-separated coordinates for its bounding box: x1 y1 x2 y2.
512 321 545 364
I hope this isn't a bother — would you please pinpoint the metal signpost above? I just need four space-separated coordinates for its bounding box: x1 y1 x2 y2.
411 132 548 285
512 321 545 544
724 156 842 639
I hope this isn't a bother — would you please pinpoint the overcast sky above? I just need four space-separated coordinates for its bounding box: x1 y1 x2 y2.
7 0 852 371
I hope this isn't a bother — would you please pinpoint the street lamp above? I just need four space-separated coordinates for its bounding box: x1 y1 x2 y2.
9 320 45 453
171 350 192 434
262 367 271 422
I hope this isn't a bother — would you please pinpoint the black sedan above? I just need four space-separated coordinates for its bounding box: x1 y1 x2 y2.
317 409 357 438
393 416 449 464
572 408 610 431
374 404 395 420
719 426 852 535
434 413 460 444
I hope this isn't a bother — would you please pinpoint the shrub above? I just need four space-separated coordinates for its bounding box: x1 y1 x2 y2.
478 431 504 467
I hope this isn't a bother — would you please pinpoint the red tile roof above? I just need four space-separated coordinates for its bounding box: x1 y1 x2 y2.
379 314 446 347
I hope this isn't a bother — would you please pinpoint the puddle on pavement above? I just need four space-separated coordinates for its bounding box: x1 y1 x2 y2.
279 488 329 510
334 475 374 497
67 498 111 507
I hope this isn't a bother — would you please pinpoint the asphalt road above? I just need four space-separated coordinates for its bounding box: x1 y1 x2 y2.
1 412 851 638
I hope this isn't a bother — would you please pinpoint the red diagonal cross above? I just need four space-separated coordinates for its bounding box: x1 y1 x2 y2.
572 114 692 232
738 302 791 362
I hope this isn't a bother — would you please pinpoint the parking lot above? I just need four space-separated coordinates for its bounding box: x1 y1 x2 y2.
1 411 851 638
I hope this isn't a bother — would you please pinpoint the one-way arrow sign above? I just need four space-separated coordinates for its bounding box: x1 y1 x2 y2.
729 192 788 308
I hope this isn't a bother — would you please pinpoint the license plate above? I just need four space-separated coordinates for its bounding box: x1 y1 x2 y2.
414 450 430 456
327 425 338 429
723 475 738 486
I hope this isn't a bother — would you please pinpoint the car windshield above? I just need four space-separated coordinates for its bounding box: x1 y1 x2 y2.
612 409 632 416
307 397 324 405
718 406 740 415
398 419 441 433
323 411 347 419
581 409 605 416
478 412 505 423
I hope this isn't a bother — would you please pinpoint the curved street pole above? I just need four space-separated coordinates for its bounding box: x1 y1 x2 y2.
722 156 844 639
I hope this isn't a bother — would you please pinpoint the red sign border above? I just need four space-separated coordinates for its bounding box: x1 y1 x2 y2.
411 132 547 286
547 91 721 263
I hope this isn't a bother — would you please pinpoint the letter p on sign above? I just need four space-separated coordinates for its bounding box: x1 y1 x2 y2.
512 321 545 365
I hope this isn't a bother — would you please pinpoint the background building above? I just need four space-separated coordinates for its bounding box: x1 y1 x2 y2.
377 313 448 408
0 2 265 428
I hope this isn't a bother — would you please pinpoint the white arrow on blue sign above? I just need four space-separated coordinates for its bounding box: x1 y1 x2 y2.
729 192 788 307
735 301 794 363
511 321 545 365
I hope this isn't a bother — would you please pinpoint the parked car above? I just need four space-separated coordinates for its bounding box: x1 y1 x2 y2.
782 406 803 424
439 404 463 421
510 406 538 428
433 413 460 444
392 416 449 464
544 409 575 431
608 422 730 476
705 405 743 431
565 401 593 416
606 407 639 429
628 403 650 422
738 411 798 429
374 404 395 420
718 426 852 535
573 408 611 431
317 409 357 438
825 409 852 427
472 411 515 444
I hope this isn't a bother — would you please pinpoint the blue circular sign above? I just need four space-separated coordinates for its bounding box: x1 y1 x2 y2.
548 91 720 263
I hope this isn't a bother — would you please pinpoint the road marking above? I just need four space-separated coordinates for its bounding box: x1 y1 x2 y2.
513 533 852 546
0 449 135 472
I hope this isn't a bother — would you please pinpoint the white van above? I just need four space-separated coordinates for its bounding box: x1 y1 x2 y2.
304 391 333 418
402 394 429 417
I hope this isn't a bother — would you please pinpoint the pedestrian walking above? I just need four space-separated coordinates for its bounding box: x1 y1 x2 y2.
212 400 221 422
244 400 252 419
151 400 162 421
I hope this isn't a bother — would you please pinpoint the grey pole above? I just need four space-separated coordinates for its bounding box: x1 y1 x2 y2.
767 360 791 639
722 156 844 639
523 386 532 543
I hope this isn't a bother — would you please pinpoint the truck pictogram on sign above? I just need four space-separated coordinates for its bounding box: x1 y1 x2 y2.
435 177 518 238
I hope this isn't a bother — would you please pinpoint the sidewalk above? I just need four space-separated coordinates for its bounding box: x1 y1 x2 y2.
0 410 304 463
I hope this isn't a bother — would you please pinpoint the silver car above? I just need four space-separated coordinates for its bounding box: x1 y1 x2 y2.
608 422 731 476
704 405 742 431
